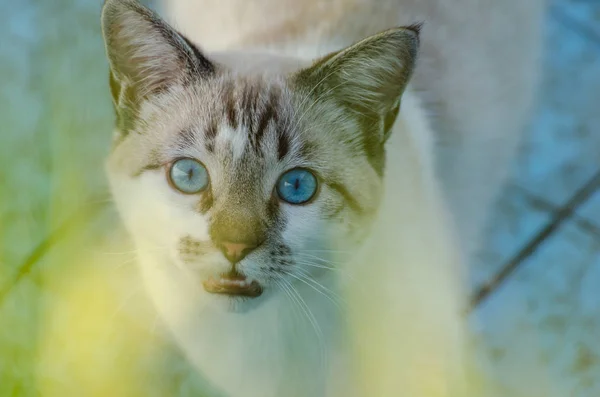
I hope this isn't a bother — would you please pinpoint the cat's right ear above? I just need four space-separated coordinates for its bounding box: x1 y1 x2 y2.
101 0 215 107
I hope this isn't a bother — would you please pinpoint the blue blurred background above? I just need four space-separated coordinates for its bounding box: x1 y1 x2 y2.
0 0 598 395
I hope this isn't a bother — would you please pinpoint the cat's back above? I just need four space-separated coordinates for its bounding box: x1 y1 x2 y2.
163 0 544 58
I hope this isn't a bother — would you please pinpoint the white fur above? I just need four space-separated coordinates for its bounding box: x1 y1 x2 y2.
107 88 470 397
342 88 468 397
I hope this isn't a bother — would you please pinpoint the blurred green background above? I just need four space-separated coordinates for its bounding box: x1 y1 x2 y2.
0 0 113 279
1 0 600 396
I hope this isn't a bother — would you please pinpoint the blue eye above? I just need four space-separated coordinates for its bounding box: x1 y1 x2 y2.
169 158 209 194
276 168 318 205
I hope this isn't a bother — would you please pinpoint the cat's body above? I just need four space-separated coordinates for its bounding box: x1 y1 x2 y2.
101 0 544 396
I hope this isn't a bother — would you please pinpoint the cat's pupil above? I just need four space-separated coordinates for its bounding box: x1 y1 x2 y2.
294 178 300 190
187 168 194 180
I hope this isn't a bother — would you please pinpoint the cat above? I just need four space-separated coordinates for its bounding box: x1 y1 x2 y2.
101 0 543 396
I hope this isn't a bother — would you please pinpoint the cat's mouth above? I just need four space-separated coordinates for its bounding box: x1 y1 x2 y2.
202 271 263 298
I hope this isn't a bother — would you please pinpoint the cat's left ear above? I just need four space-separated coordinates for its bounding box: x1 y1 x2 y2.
293 26 420 143
101 0 215 102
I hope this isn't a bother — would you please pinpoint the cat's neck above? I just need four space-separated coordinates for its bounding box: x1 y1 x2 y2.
341 91 469 396
138 249 345 397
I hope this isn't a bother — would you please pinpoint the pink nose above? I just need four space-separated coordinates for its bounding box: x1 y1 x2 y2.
220 242 253 263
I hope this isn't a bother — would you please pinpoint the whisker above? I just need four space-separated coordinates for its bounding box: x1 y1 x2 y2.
287 65 343 132
292 79 358 133
285 269 345 312
273 277 302 329
90 250 138 256
103 284 146 342
293 293 327 371
88 245 168 257
299 249 352 255
280 277 327 370
293 260 337 271
113 256 139 269
295 252 345 266
277 277 315 337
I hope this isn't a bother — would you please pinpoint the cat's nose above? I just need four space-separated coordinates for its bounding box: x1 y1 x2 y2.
219 241 257 264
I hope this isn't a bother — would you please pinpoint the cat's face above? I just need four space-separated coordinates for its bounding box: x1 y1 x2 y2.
102 0 418 312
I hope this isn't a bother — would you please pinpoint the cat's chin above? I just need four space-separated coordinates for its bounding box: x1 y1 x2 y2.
198 270 268 313
207 292 268 314
202 271 263 298
202 286 271 314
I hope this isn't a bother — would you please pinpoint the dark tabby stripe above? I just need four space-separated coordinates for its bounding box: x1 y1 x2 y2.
277 129 290 160
223 81 238 130
132 163 161 178
327 181 363 214
179 128 196 147
252 89 280 153
131 150 163 177
240 82 259 133
298 140 317 159
322 201 345 220
204 118 218 153
253 105 273 150
198 189 214 214
266 194 281 224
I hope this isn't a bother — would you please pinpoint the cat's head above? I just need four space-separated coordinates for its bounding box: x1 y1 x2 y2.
101 0 418 312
